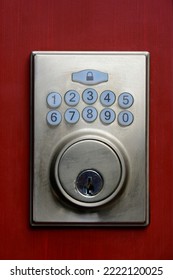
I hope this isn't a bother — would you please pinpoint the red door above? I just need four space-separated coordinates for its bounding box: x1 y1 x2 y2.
0 0 172 259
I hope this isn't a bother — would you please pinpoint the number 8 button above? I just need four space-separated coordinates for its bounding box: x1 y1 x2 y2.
82 106 98 122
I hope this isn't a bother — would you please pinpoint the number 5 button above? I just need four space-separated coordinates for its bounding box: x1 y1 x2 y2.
118 92 134 108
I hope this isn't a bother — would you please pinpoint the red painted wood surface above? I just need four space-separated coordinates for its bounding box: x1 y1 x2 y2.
0 0 173 259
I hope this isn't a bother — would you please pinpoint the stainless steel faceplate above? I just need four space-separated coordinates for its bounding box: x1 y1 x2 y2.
30 51 149 226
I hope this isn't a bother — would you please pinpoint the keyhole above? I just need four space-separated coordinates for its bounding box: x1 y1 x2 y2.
76 169 103 197
86 177 94 195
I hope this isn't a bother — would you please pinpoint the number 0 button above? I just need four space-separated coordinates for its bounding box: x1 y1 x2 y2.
100 90 116 106
118 92 134 109
82 106 98 122
65 90 80 106
65 108 80 124
118 111 134 126
47 110 62 126
47 92 62 108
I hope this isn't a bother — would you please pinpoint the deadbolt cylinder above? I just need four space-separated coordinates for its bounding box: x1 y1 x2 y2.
53 138 126 207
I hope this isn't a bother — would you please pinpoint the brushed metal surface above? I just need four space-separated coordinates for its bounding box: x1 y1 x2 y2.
30 51 149 226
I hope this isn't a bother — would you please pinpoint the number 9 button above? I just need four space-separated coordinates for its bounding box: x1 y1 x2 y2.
100 109 116 124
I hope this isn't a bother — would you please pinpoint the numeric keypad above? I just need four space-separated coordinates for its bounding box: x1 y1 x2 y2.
46 89 134 126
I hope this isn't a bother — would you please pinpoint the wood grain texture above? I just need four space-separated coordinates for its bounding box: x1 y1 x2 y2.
0 0 173 259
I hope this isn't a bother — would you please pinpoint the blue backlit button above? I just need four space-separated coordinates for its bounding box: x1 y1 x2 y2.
118 92 134 109
65 108 80 124
100 90 116 106
65 90 80 106
47 110 62 126
82 106 98 123
72 69 108 85
47 92 62 108
100 108 116 125
118 111 134 126
82 88 98 104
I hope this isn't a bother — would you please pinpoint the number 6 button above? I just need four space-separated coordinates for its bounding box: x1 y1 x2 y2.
118 92 134 108
47 110 62 126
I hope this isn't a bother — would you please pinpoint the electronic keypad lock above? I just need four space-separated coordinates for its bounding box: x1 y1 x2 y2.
30 51 149 226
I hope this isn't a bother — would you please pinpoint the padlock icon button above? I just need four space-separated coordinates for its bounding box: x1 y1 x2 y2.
86 71 94 81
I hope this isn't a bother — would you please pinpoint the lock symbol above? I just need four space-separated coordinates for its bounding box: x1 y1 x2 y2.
86 71 94 81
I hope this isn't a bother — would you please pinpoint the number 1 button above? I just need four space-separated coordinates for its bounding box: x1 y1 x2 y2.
47 92 62 108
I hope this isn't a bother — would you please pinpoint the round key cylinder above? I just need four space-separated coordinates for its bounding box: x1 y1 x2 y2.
53 138 126 207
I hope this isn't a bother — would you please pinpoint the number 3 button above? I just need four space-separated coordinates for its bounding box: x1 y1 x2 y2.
82 88 98 104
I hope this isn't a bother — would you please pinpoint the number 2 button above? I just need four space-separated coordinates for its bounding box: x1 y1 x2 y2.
65 90 80 106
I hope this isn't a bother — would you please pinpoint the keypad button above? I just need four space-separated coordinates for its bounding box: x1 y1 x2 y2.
82 106 98 123
100 90 116 106
65 108 80 124
82 88 98 104
47 110 62 126
65 90 80 106
100 108 116 124
118 111 134 126
47 92 62 108
118 92 134 109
